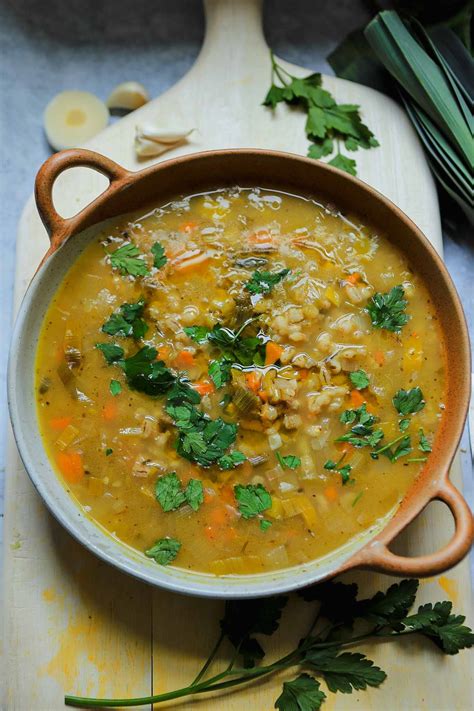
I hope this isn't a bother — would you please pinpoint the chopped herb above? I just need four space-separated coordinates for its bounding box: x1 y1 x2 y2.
418 429 432 453
121 346 175 396
371 434 412 462
145 537 181 566
183 325 211 343
185 479 204 511
405 457 428 463
244 268 290 295
151 242 167 269
234 483 272 519
155 472 186 512
109 243 149 277
102 299 148 339
349 369 370 390
208 358 232 389
399 418 410 432
109 379 122 396
167 377 201 405
324 459 352 484
166 400 237 467
337 403 383 449
366 285 409 332
218 450 247 470
96 342 124 364
105 448 113 456
328 153 357 175
276 452 301 470
393 387 425 415
352 491 364 507
260 519 273 532
65 578 474 709
185 321 266 368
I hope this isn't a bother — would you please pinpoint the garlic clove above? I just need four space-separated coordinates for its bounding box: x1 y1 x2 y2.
135 125 194 158
44 91 109 151
106 81 150 111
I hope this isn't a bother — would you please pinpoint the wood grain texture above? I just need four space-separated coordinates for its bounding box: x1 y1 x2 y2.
2 1 472 709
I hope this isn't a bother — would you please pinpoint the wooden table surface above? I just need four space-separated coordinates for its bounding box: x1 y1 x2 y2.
2 1 472 709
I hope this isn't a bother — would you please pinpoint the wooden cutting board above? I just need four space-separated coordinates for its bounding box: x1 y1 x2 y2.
2 1 472 709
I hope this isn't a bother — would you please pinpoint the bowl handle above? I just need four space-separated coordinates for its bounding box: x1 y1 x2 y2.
35 148 130 248
359 478 473 576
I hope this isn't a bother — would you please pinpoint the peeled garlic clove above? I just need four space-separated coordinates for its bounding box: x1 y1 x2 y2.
44 91 109 151
107 81 150 111
135 125 194 158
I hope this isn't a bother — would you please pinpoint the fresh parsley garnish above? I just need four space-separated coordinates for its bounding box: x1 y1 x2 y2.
399 418 410 432
121 346 175 396
109 379 122 396
337 403 384 449
260 519 273 532
185 479 205 511
145 537 181 566
263 53 378 176
154 472 204 513
393 387 425 415
244 268 290 295
96 342 125 364
276 451 301 470
208 358 232 389
324 459 352 484
366 285 409 332
184 321 267 369
151 242 167 269
371 434 412 463
102 299 148 339
418 428 432 453
165 400 238 467
349 369 370 390
218 450 247 470
66 578 474 709
234 483 272 519
109 243 149 277
105 448 113 456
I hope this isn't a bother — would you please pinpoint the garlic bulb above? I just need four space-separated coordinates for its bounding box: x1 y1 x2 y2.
44 91 109 151
107 82 150 111
135 124 194 158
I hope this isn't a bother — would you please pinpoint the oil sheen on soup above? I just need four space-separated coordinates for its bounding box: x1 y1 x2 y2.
36 188 445 575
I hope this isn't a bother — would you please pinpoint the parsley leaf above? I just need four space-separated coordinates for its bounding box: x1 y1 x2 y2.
299 580 359 625
109 379 122 396
393 387 425 415
102 299 148 339
402 601 474 654
399 418 410 431
337 404 383 449
221 595 288 650
234 483 272 519
183 325 211 343
96 342 125 364
208 358 232 388
151 242 167 269
167 377 201 405
105 448 113 456
328 153 357 176
366 285 409 332
218 450 247 470
355 579 419 628
245 268 290 295
185 479 204 511
419 428 432 452
276 452 301 470
275 674 326 711
121 346 175 396
145 537 181 566
349 369 370 390
260 519 272 532
324 459 352 484
304 648 386 693
185 322 266 368
155 472 187 512
109 243 149 277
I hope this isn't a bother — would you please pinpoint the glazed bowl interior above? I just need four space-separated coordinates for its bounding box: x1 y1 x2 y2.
9 150 471 597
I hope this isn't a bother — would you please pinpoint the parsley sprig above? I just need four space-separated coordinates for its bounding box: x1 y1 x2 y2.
337 403 384 448
245 268 290 296
366 285 409 332
263 53 379 176
109 242 149 277
102 299 148 339
65 578 473 709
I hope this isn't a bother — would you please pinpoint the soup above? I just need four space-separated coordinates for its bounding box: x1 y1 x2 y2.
36 188 445 574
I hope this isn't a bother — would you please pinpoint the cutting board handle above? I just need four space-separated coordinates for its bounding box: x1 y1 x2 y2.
35 149 130 250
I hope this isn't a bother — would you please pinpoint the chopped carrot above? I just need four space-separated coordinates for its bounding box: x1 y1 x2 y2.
193 380 215 396
175 350 196 368
203 489 217 504
265 341 283 366
411 331 418 338
346 272 361 284
248 229 273 245
350 389 365 408
157 346 170 360
102 399 118 421
50 416 72 431
179 220 197 232
57 451 84 484
374 350 385 366
245 370 262 393
258 389 269 402
208 506 230 527
324 485 339 502
299 368 309 380
220 484 236 505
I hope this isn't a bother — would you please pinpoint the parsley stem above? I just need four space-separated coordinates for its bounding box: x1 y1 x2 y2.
372 433 407 456
191 630 225 685
405 457 428 463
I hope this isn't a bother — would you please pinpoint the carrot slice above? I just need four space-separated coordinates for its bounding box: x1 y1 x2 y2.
346 272 361 284
193 380 215 396
102 399 118 421
324 485 339 502
374 350 385 366
179 220 197 232
175 350 196 368
50 416 72 431
245 370 262 393
350 390 365 408
157 345 170 360
57 451 84 484
265 341 283 366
